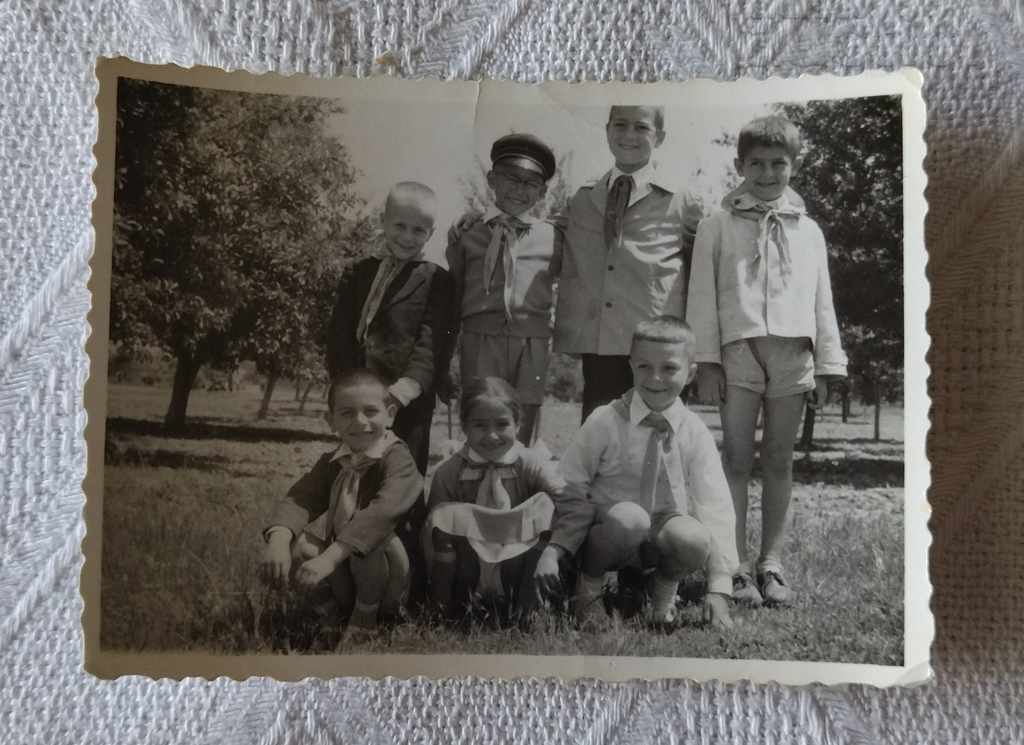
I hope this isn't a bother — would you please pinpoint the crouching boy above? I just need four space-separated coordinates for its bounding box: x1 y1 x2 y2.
259 369 422 642
534 316 737 629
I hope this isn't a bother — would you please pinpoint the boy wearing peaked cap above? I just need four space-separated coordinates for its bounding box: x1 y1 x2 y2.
446 133 564 447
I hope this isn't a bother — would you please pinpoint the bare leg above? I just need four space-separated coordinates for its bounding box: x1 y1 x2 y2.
758 393 806 576
349 545 390 629
719 386 763 573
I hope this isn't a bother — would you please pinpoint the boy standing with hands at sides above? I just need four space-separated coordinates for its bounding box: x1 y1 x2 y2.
686 116 847 607
446 134 562 447
328 181 453 476
534 317 738 630
260 369 422 642
554 106 704 423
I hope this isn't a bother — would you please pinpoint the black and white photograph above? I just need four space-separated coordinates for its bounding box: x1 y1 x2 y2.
84 61 930 685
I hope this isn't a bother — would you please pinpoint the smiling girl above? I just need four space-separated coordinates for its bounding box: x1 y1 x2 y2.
421 376 566 624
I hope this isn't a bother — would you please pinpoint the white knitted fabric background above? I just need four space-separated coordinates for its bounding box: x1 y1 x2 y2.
1 1 1022 743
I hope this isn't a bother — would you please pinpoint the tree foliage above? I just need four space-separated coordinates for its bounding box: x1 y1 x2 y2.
112 79 370 428
775 96 904 409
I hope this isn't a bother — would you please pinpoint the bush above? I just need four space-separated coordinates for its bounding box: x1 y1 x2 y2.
547 352 582 403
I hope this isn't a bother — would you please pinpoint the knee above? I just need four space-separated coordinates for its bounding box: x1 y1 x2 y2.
602 502 652 549
723 444 755 477
760 438 795 477
656 518 710 571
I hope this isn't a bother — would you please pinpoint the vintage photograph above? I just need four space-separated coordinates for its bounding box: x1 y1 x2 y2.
84 61 930 685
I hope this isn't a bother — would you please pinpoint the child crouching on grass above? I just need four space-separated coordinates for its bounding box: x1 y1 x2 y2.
423 376 568 625
259 369 422 643
533 316 738 630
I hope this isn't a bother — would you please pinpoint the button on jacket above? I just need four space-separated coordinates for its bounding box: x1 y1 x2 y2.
553 169 703 356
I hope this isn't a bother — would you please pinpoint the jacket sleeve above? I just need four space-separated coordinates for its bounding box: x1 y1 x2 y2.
812 227 849 377
677 192 705 311
327 266 359 379
686 216 723 365
683 420 738 596
335 444 423 556
266 452 334 538
430 267 456 397
425 455 461 511
549 416 605 555
444 226 467 341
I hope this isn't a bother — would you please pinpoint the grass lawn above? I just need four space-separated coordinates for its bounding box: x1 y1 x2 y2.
100 382 904 664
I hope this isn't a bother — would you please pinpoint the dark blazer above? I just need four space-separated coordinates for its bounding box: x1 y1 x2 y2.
327 257 454 404
268 440 422 557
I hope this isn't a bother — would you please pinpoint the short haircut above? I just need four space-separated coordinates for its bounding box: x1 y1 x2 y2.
736 116 802 161
459 376 523 426
608 105 665 133
384 181 437 220
631 315 696 354
327 368 389 412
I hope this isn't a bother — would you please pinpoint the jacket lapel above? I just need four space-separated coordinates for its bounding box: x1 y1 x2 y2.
587 170 612 214
381 262 427 310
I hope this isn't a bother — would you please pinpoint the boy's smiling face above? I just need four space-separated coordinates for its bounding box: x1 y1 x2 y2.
326 382 396 452
487 162 547 218
382 199 435 261
734 145 799 202
629 338 695 411
606 106 665 172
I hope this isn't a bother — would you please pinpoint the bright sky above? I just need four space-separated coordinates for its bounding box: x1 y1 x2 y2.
327 93 775 266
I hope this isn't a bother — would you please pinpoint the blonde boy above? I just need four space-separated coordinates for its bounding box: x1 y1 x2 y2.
686 116 847 606
534 317 737 630
328 181 453 475
554 106 704 423
260 369 422 640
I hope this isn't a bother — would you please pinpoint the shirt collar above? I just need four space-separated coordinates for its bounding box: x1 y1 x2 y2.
330 429 397 463
628 390 686 433
608 161 672 196
484 205 538 226
460 441 523 466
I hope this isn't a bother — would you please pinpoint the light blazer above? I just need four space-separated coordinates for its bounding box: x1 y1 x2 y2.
553 170 703 356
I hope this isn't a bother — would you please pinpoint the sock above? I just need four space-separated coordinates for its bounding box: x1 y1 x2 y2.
650 575 679 618
348 600 380 630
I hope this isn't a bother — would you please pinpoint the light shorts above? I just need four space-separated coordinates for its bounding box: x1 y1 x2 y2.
460 331 550 405
722 335 815 399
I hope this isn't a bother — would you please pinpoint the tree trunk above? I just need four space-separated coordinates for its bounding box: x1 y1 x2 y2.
298 381 315 414
294 377 304 401
257 366 280 420
164 350 202 431
841 387 850 423
874 391 882 441
799 401 816 452
227 368 235 392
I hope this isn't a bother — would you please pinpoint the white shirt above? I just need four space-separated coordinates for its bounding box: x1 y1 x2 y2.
557 393 738 595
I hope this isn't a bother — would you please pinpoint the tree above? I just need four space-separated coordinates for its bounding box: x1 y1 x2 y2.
776 96 903 442
112 79 368 429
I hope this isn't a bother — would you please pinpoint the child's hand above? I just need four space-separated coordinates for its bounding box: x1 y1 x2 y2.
533 545 564 600
295 543 349 588
696 363 726 406
447 211 484 245
702 592 734 630
260 530 293 587
806 376 828 409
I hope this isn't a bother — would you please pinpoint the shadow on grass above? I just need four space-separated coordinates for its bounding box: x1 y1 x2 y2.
790 454 902 489
107 416 336 444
